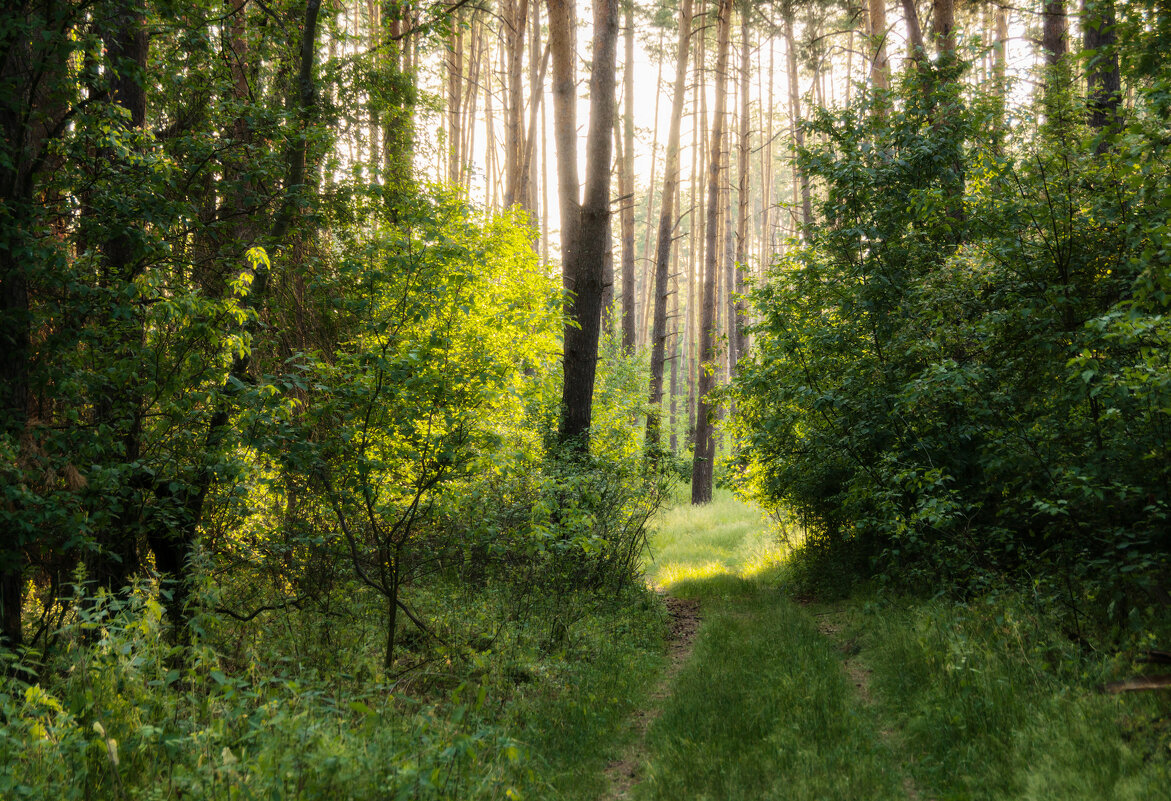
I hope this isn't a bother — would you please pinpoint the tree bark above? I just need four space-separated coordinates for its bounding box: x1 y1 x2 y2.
503 0 528 208
691 0 731 504
783 7 812 233
557 0 619 449
901 0 925 61
646 0 693 456
732 1 749 367
1042 0 1067 67
868 0 890 93
1083 0 1120 139
933 0 954 58
546 0 580 276
620 0 636 351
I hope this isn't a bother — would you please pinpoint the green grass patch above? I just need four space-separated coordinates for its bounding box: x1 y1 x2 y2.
850 596 1171 801
636 580 904 801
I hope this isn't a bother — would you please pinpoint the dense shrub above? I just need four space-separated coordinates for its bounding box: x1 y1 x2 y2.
734 50 1171 609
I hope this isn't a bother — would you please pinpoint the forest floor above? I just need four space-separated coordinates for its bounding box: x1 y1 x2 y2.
597 488 1171 801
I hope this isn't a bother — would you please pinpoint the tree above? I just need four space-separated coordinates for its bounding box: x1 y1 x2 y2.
646 0 694 455
691 0 732 504
553 0 620 449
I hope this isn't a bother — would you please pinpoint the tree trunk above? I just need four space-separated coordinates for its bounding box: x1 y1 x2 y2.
933 0 954 57
1084 0 1120 139
620 0 637 351
557 0 619 449
1042 0 1067 67
546 0 580 277
503 0 528 208
868 0 889 93
901 0 925 61
732 1 749 367
446 22 463 184
783 8 812 232
691 0 731 504
90 0 150 594
646 0 693 456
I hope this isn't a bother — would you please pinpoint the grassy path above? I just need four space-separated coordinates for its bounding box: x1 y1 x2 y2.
601 488 1170 801
609 489 906 801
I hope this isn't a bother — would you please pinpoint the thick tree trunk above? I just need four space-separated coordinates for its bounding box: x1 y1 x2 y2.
691 0 731 504
546 0 580 277
868 0 889 93
933 0 954 57
646 0 693 455
1042 0 1067 67
1084 0 1121 139
558 0 618 449
901 0 925 60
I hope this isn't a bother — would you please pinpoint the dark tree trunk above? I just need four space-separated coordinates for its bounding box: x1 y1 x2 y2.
691 0 731 504
1042 0 1067 67
933 0 954 57
1084 0 1121 140
558 0 618 449
546 0 580 283
646 0 693 456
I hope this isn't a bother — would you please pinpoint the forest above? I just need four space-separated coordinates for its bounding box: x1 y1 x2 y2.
1 0 1169 797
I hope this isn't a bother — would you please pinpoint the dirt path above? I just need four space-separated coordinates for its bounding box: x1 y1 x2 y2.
815 610 928 801
600 596 701 801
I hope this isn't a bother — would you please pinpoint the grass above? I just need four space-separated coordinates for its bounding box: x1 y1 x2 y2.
632 487 1171 801
643 487 781 591
633 489 905 800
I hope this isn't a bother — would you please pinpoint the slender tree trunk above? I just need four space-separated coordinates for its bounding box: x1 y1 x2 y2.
503 0 528 208
691 0 731 504
783 8 812 232
732 1 749 367
91 0 150 593
446 22 463 184
557 0 619 449
638 24 666 348
620 0 637 351
646 0 693 455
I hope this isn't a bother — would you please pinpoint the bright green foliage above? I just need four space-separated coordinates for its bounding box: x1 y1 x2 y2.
735 43 1171 602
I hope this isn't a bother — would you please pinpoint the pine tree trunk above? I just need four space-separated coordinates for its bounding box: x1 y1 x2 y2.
557 0 619 449
646 0 693 455
783 9 812 232
732 1 749 367
620 0 637 351
691 0 732 504
1084 0 1120 138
